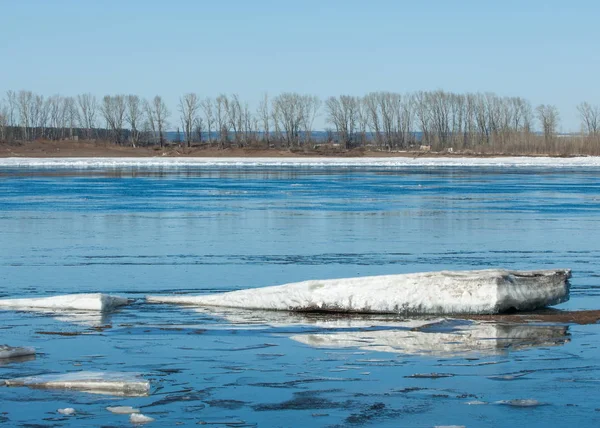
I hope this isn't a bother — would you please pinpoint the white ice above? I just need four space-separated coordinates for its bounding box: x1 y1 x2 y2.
57 408 75 415
3 156 600 168
107 406 140 414
130 413 155 424
0 345 36 359
0 293 129 312
2 371 150 396
147 269 570 315
290 322 569 356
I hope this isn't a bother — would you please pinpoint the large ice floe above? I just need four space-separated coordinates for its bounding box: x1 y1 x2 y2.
290 322 570 356
147 269 571 315
2 371 150 396
0 293 128 312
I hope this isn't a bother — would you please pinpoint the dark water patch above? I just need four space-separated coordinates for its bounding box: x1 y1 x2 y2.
253 390 354 411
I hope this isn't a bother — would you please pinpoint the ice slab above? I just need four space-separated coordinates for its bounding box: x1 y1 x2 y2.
130 414 155 424
0 293 129 312
107 406 140 414
2 371 150 396
0 345 36 360
290 322 569 356
147 269 570 315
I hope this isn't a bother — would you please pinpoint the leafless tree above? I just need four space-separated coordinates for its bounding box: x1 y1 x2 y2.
200 98 215 143
257 93 270 144
179 93 200 147
77 93 97 140
125 95 144 147
215 94 229 148
536 104 560 143
577 102 600 136
326 95 360 149
149 95 170 148
100 95 126 144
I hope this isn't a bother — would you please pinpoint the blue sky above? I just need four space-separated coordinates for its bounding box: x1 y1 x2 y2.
1 0 598 131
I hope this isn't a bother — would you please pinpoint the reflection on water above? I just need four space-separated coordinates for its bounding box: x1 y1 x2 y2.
290 321 570 357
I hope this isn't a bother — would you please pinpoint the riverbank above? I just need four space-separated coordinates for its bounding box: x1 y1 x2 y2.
0 140 585 158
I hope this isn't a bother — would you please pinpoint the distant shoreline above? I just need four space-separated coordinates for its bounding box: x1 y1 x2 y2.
0 140 589 159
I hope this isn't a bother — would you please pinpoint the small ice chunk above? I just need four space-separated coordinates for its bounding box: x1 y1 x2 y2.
0 345 35 359
496 399 545 407
147 269 570 315
130 413 154 424
107 406 140 414
3 371 150 396
465 400 488 405
58 408 75 415
0 293 129 312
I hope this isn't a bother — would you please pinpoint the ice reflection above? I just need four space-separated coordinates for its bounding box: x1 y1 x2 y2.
289 322 570 357
192 306 442 330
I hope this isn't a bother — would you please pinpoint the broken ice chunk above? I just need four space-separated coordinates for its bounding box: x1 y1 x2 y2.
107 406 140 414
3 371 150 396
0 345 35 360
0 293 129 312
130 413 155 424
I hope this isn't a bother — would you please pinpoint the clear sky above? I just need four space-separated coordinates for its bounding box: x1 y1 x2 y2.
1 0 598 131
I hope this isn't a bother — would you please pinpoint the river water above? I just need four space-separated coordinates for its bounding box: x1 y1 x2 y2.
1 159 600 427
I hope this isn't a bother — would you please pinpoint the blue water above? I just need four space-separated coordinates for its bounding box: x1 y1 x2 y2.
1 165 600 427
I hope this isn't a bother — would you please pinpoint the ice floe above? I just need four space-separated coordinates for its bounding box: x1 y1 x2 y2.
0 293 129 312
130 413 155 424
147 269 570 315
107 406 140 414
3 156 600 169
57 408 75 415
2 371 150 396
0 345 35 359
290 322 569 356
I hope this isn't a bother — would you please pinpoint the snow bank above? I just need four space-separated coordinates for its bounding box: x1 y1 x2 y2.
0 345 36 359
2 156 600 169
290 323 569 356
0 293 129 312
147 269 570 315
2 371 150 396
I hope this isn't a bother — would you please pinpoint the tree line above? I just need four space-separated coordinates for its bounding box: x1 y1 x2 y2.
1 89 599 154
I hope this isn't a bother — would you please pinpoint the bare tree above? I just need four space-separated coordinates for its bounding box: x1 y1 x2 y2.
100 95 126 144
200 98 215 143
257 93 270 144
125 95 144 147
577 102 600 136
77 93 97 140
536 104 560 143
215 94 229 148
179 93 200 147
326 95 359 149
150 95 170 148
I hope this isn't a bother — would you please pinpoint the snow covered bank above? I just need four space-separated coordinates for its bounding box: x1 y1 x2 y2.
147 269 571 315
2 371 150 396
290 322 569 356
0 293 129 312
0 345 35 360
2 156 600 168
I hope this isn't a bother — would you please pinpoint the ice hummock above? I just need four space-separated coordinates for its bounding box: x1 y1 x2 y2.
2 371 150 396
290 322 570 356
147 269 571 315
0 345 36 360
0 293 129 312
